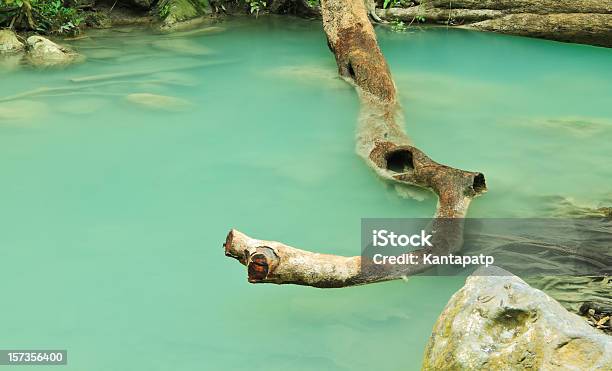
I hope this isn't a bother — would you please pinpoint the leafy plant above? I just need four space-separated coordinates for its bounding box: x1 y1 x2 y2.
0 0 82 34
158 3 171 19
246 0 266 17
390 19 407 32
1 0 36 28
383 0 405 9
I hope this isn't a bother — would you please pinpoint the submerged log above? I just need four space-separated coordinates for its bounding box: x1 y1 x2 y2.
224 0 486 286
322 0 486 218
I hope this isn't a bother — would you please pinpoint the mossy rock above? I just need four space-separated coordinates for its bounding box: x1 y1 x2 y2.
422 266 612 370
0 30 25 54
158 0 211 29
25 36 84 68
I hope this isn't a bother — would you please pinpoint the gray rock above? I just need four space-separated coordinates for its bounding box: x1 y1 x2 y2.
423 266 611 370
25 36 84 67
0 29 25 54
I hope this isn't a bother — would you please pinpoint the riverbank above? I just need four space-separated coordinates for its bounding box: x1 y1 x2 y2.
1 1 611 48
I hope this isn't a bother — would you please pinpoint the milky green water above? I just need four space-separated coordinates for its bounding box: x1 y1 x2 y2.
1 16 611 371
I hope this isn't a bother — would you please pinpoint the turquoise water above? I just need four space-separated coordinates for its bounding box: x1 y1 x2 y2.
1 16 611 371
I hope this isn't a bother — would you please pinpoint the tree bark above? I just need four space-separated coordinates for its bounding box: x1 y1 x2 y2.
224 0 487 286
225 218 466 287
469 14 612 48
376 1 612 48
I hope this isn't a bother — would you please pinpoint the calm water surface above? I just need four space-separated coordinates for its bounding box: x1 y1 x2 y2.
1 16 611 371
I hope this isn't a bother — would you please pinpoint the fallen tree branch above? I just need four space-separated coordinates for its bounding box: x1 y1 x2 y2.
467 13 612 48
376 6 502 24
224 219 466 287
224 0 487 286
375 2 612 47
321 0 486 218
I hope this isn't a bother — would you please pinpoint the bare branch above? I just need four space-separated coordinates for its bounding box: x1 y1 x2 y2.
224 0 487 286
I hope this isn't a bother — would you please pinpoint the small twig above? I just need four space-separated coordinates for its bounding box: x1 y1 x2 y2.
109 0 119 13
9 9 20 29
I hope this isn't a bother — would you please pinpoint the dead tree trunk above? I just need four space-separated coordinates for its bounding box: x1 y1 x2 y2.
224 0 487 287
376 1 612 48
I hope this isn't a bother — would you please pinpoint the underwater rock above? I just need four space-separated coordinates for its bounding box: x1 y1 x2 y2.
524 116 612 137
158 0 211 30
163 25 225 36
84 48 122 60
150 71 199 86
25 36 84 68
126 93 190 111
0 100 48 122
0 30 25 54
423 266 612 370
0 53 24 72
539 195 612 218
269 65 347 89
56 98 108 115
151 39 212 55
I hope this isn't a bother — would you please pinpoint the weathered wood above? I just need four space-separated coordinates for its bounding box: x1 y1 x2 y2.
224 0 487 286
375 1 612 47
429 0 612 14
469 14 612 48
377 6 502 24
224 220 465 287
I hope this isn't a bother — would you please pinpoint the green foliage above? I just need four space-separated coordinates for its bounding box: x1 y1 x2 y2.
245 0 266 17
158 3 171 18
390 19 407 32
35 0 82 34
305 0 318 7
0 0 82 34
383 0 405 9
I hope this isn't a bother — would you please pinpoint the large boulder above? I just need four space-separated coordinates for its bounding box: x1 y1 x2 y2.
0 29 25 54
423 266 611 370
158 0 211 30
25 36 83 67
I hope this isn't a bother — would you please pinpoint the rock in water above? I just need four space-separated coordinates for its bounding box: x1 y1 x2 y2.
0 54 24 72
25 36 83 67
151 39 212 55
0 30 25 54
0 100 48 122
423 266 611 370
158 0 211 30
126 93 190 111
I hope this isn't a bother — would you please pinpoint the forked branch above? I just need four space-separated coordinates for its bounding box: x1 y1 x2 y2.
224 0 487 286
